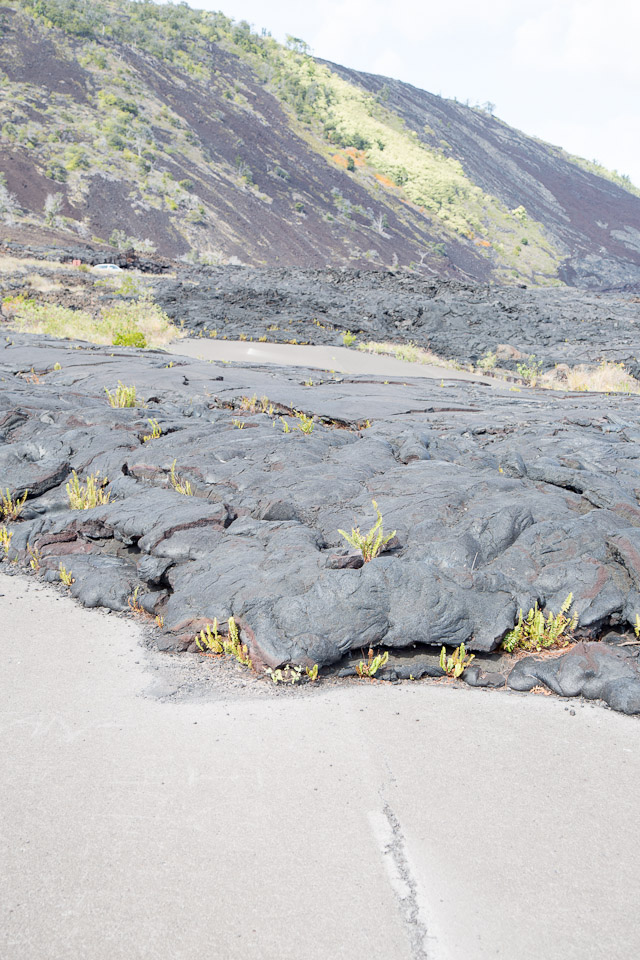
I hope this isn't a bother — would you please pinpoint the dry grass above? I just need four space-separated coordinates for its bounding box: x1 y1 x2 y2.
25 275 64 293
5 298 181 349
357 340 466 371
0 256 76 274
542 361 640 394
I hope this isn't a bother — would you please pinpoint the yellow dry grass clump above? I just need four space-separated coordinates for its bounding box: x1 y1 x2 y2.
357 340 465 371
5 297 180 349
542 361 640 395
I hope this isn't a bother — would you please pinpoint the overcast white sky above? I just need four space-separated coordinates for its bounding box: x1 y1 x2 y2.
182 0 640 189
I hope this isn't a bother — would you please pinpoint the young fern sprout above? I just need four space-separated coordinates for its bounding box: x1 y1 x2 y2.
338 500 395 562
440 643 475 678
59 564 74 587
142 418 161 442
265 662 320 684
502 593 578 653
1 488 28 522
0 525 13 556
196 617 252 668
105 381 137 407
294 411 314 434
66 471 111 509
356 649 389 678
170 459 194 496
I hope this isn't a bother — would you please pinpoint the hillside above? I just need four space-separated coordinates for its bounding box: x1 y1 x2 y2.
0 0 639 287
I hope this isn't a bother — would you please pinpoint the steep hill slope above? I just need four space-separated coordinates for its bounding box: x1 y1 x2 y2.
0 0 639 287
327 62 640 288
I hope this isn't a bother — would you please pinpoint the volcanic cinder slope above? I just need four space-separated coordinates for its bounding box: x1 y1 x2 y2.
0 0 639 286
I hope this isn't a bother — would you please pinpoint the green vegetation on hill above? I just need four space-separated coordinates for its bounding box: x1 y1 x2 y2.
259 46 561 280
560 152 640 199
0 0 636 284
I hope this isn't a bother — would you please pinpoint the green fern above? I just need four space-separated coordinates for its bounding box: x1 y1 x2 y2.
196 616 252 668
169 459 194 496
502 593 578 653
105 381 137 407
356 648 389 678
338 500 395 562
440 642 475 678
0 488 27 521
66 470 111 509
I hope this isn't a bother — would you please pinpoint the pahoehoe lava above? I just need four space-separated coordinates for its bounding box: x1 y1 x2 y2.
2 271 640 714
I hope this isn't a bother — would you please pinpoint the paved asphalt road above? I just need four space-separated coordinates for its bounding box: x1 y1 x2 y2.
1 572 639 960
167 338 497 384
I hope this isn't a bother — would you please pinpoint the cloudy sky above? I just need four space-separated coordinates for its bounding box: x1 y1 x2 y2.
184 0 640 189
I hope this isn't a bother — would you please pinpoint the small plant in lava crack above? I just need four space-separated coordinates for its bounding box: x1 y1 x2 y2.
142 418 162 442
294 411 314 434
27 544 41 572
502 594 578 653
342 331 357 347
266 664 302 684
265 662 320 684
128 586 145 615
58 563 74 587
232 418 245 430
338 500 396 562
105 381 138 407
635 614 640 638
197 619 224 653
170 459 194 496
356 648 389 678
66 471 111 509
440 642 475 678
197 617 253 668
0 525 13 557
1 488 27 522
239 394 274 416
516 355 543 386
477 350 497 372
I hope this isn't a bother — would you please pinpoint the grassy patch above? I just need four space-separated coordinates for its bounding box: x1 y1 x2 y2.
6 296 179 348
262 46 562 281
542 361 640 395
358 340 465 371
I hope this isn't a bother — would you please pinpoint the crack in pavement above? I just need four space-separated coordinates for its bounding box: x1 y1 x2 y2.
368 801 436 960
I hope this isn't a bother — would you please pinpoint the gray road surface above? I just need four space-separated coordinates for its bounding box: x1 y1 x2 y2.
1 573 639 960
167 338 497 384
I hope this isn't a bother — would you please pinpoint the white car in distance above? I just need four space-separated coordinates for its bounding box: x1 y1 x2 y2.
91 263 123 274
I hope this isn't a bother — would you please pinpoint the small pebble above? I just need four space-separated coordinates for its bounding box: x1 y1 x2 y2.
570 709 576 716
